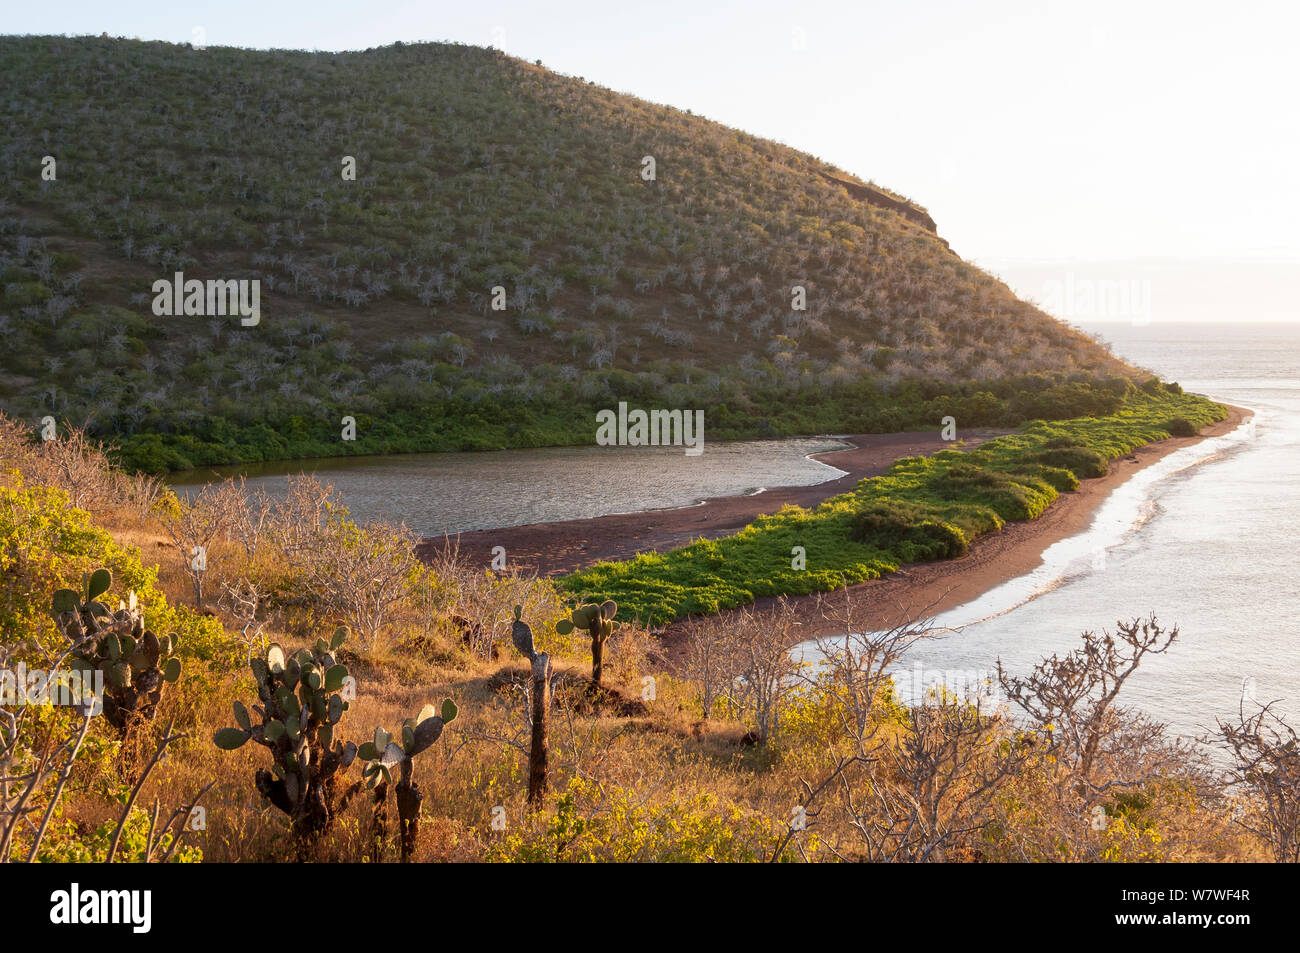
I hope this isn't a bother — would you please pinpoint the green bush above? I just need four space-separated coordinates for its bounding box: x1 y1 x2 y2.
928 462 1056 522
1034 446 1110 479
851 507 968 561
1012 463 1080 492
0 479 241 705
1165 417 1197 437
1043 435 1082 449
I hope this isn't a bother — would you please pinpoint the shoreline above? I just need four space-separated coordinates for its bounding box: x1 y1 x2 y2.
414 428 1011 573
657 403 1252 653
415 406 1250 653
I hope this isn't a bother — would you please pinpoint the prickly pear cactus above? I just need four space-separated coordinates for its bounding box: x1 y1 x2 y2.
212 626 358 847
358 698 458 789
360 698 457 861
52 568 182 735
555 599 617 687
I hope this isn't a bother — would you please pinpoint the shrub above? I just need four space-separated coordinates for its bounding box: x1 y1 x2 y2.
1016 464 1080 493
929 463 1056 522
0 479 237 700
1165 417 1197 437
851 507 968 561
487 776 785 862
1035 446 1110 479
1043 435 1082 449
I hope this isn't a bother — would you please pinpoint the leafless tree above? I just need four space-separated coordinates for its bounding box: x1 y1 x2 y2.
0 642 210 863
861 697 1027 861
1217 701 1300 862
0 645 96 862
992 615 1211 861
28 427 116 512
264 474 336 561
217 577 271 653
679 618 736 721
159 480 243 606
801 589 939 751
301 517 416 651
726 599 805 745
998 615 1181 795
423 537 557 661
227 477 274 561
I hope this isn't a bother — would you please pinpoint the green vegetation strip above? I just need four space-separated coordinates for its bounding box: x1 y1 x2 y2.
562 388 1227 627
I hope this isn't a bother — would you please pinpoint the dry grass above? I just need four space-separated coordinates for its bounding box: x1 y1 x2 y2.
0 419 1272 863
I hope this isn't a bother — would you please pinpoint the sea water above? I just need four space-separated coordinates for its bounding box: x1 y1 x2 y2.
864 321 1300 741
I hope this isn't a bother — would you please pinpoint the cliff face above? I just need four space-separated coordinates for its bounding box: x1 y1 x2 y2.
818 172 946 247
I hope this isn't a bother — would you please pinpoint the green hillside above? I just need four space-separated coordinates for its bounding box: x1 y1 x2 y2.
0 35 1135 471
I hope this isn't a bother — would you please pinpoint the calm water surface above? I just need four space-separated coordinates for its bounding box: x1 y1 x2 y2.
170 437 849 536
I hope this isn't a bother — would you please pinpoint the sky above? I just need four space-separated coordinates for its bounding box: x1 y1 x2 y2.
7 0 1298 321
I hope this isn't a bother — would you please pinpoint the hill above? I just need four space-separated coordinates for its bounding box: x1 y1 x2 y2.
0 36 1135 471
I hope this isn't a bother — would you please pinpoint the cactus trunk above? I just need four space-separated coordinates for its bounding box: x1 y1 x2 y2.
591 630 603 687
395 759 421 862
370 781 389 863
527 651 550 806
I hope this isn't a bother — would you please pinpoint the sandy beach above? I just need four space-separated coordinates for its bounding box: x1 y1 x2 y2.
416 406 1251 650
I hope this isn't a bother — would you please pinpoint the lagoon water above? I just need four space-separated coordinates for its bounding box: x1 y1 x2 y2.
875 321 1300 741
170 436 848 536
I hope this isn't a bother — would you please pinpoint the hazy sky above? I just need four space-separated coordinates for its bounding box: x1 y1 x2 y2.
8 0 1298 321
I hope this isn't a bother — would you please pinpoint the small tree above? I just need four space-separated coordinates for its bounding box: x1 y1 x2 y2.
998 615 1180 793
680 618 734 720
159 481 242 607
216 577 270 653
730 600 803 745
303 516 416 651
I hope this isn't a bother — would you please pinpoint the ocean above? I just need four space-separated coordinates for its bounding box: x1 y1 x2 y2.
887 321 1300 741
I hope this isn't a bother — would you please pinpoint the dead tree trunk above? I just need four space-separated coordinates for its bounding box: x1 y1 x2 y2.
527 651 550 806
